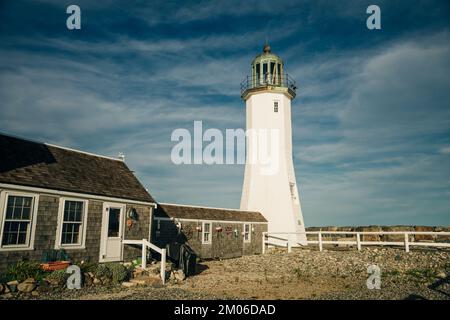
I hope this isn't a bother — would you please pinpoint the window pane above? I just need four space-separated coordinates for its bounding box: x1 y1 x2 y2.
61 222 81 244
21 207 30 220
2 221 29 245
108 208 121 237
64 201 83 222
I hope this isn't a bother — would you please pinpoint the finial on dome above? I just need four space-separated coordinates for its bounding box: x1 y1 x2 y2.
263 39 271 54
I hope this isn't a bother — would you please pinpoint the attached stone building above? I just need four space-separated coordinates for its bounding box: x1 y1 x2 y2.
153 203 268 260
0 133 156 271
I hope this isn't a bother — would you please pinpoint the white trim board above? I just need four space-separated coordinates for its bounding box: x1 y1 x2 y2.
0 183 157 207
154 216 268 225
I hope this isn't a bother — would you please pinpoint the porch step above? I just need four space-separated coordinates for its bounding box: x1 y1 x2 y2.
129 276 162 286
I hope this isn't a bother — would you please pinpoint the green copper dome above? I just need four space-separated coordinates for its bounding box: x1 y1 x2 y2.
240 43 297 100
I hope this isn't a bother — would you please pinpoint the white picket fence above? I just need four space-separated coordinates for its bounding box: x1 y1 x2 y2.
122 238 167 284
262 231 450 253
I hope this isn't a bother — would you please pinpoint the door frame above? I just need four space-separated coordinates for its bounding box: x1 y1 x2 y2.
99 201 126 263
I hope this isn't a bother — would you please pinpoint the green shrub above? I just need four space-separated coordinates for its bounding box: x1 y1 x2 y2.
45 269 69 286
0 261 47 283
107 263 128 283
94 263 112 279
79 261 98 274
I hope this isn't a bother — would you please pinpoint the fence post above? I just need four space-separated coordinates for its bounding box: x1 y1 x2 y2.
318 232 323 252
141 239 147 269
160 248 166 284
404 233 410 253
262 232 266 254
356 233 361 251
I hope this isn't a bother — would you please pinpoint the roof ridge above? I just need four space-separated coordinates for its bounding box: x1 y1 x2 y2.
45 143 123 162
0 131 123 162
158 202 260 213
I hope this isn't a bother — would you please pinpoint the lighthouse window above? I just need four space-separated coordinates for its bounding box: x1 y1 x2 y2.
255 63 260 81
262 63 268 76
274 101 279 113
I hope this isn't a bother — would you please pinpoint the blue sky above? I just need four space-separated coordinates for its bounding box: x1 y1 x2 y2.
0 0 449 226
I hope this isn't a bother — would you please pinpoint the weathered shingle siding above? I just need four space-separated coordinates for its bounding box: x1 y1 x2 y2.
122 204 153 261
0 190 153 271
153 219 266 260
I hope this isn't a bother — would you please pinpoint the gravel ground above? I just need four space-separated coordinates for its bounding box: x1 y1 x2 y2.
5 247 449 300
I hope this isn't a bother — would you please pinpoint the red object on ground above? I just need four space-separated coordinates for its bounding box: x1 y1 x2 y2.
40 261 71 271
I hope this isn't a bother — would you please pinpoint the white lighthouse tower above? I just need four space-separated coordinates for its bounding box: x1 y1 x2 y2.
240 43 307 245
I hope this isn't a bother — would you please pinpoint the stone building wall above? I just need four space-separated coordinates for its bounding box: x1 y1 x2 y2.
153 219 267 260
0 191 153 271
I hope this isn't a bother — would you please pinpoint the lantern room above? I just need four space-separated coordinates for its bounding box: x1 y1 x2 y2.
241 42 297 100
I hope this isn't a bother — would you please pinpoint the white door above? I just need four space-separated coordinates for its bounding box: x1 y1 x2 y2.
100 202 125 262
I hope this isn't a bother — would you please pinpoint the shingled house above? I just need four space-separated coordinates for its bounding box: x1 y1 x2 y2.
0 133 268 271
0 133 156 271
153 203 268 259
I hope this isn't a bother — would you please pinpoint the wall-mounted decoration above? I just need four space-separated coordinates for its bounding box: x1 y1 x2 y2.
126 208 138 230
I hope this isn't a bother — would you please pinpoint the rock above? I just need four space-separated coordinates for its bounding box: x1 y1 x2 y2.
1 293 13 299
122 281 138 287
174 270 186 281
129 278 147 285
31 290 39 297
0 283 4 294
18 281 36 293
7 280 19 292
93 278 101 285
37 280 51 293
437 272 446 279
87 272 95 278
414 226 434 241
4 285 10 293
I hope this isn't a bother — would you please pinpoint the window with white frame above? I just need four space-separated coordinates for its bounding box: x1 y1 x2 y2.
202 222 211 244
244 223 251 242
1 194 36 248
57 199 87 247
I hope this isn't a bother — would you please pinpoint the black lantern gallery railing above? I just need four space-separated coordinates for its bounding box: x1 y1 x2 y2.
240 73 297 97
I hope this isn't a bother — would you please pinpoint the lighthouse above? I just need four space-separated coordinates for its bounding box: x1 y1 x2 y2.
240 43 307 245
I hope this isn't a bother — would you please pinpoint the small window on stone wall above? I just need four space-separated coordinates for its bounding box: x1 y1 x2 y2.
243 223 251 243
202 222 211 244
274 101 279 113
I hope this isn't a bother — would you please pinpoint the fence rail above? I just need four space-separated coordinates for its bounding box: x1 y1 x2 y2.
262 231 450 253
122 238 167 284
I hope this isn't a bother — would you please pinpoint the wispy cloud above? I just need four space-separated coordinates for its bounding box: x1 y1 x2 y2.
1 0 449 226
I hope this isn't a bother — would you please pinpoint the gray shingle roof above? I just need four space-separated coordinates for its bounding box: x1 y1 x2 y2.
155 203 267 222
0 133 154 203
